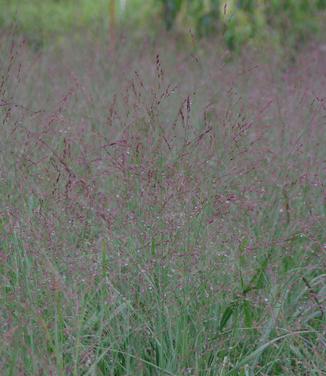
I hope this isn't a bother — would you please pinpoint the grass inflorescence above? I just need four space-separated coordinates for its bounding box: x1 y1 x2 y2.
0 33 325 375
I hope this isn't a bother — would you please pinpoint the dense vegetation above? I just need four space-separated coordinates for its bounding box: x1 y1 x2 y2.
1 0 326 49
1 32 325 375
0 1 325 375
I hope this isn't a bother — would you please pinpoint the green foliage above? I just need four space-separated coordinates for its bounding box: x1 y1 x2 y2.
159 0 326 49
0 0 325 49
160 0 183 30
0 0 108 46
265 0 325 45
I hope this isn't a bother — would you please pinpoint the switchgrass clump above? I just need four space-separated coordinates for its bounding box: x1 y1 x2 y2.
0 33 325 375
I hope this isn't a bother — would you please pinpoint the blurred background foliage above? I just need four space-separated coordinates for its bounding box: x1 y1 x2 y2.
0 0 325 49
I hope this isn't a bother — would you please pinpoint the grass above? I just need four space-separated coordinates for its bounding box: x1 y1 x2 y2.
0 0 108 33
0 30 325 375
0 0 158 49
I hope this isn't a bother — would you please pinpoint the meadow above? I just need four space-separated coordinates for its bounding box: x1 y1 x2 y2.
0 29 325 375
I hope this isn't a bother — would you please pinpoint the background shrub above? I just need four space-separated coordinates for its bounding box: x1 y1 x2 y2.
0 0 325 49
